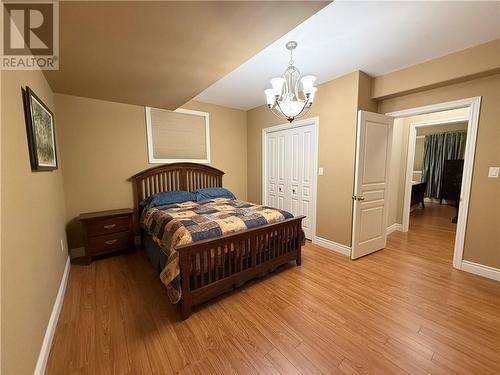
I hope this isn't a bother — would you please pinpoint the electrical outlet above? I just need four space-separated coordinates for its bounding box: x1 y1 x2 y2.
318 167 324 176
488 167 499 178
60 239 65 253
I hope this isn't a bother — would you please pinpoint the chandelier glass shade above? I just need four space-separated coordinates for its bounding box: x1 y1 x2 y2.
264 41 317 123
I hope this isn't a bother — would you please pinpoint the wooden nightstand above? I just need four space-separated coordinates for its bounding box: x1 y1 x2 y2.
79 208 134 264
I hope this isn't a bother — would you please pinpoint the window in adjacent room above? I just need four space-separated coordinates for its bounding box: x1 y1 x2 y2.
145 107 210 163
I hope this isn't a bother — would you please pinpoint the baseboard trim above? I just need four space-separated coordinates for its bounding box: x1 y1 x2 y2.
386 223 403 235
313 236 351 257
34 256 71 375
461 260 500 281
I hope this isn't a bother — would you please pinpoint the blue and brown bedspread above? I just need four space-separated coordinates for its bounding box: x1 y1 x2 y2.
141 198 293 303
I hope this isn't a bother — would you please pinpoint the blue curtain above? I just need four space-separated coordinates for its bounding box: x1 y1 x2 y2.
422 131 466 198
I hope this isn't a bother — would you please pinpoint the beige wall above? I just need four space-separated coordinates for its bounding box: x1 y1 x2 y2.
0 69 2 372
55 95 247 249
415 121 468 137
413 138 424 173
1 71 68 374
358 70 378 112
247 71 369 246
380 74 500 268
372 39 500 99
387 118 405 227
387 109 469 226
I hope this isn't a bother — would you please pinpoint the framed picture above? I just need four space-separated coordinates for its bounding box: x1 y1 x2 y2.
23 86 58 171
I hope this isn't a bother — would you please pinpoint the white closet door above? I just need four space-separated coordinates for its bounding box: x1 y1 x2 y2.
300 126 315 239
265 123 317 240
289 126 315 239
276 131 288 210
267 131 288 210
266 134 278 208
290 130 300 217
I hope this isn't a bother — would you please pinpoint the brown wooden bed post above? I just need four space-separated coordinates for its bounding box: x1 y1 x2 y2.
296 226 303 266
179 252 192 319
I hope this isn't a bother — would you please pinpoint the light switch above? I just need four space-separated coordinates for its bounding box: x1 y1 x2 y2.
318 167 324 176
488 167 499 178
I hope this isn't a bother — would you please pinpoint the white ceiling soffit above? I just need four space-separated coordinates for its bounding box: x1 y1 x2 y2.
195 1 500 110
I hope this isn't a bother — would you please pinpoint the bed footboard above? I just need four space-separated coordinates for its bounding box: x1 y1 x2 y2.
177 216 304 319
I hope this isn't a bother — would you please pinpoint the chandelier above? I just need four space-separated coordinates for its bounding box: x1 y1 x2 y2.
264 41 317 123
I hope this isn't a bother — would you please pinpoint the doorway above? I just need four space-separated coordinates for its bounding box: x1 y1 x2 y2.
386 97 481 269
351 97 480 268
262 117 319 240
388 108 469 262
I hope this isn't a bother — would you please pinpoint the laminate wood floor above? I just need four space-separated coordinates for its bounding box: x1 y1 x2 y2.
47 205 500 374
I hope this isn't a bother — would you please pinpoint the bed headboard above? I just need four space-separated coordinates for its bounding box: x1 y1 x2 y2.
130 162 225 214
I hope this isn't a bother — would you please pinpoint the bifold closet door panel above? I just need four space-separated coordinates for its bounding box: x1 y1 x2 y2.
266 132 289 210
267 133 277 208
266 124 316 239
267 129 291 211
289 126 315 239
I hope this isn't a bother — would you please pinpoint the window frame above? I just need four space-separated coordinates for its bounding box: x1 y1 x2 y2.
145 106 211 164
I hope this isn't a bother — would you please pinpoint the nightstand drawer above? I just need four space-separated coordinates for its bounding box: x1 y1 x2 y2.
86 215 131 236
88 231 131 254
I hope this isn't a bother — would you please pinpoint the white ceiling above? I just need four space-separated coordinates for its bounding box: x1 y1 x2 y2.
194 1 500 110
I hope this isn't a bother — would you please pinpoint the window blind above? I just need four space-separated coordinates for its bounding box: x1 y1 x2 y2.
149 108 208 160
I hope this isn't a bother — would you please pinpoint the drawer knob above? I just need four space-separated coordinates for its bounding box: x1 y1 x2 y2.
105 239 118 245
103 224 116 229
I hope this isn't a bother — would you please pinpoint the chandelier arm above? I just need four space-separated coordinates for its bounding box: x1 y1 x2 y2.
292 104 312 120
269 106 287 120
298 96 311 114
274 100 292 121
294 68 302 100
292 96 312 119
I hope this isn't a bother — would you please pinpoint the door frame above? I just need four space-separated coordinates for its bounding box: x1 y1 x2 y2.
387 97 481 269
262 117 319 240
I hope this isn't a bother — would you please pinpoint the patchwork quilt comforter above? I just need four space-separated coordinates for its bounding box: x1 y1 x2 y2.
141 198 293 303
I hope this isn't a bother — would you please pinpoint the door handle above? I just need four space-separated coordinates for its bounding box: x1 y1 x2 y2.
352 195 365 201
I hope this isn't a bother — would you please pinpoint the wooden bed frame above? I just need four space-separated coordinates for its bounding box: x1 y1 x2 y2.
130 163 304 319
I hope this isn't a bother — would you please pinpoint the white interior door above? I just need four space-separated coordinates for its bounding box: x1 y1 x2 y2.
264 121 317 240
351 111 394 259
